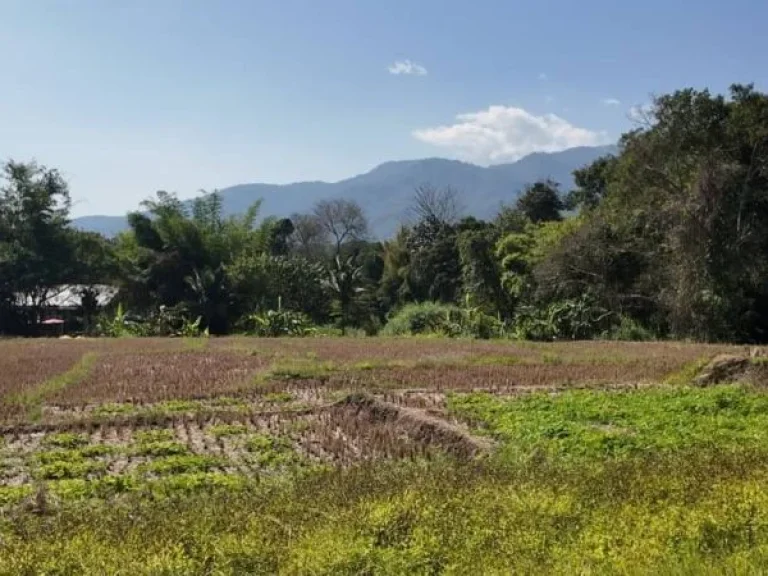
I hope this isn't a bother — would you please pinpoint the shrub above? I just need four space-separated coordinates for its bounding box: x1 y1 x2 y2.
382 301 504 339
381 302 462 337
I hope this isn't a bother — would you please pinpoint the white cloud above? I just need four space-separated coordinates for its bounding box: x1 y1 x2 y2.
388 59 428 76
413 105 609 164
601 98 621 106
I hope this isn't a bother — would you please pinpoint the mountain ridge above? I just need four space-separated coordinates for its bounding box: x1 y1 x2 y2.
73 145 617 238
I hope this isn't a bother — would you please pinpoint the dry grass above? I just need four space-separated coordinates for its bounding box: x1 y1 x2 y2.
0 340 96 399
48 351 271 406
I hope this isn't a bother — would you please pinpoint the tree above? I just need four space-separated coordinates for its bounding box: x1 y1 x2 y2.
120 190 267 334
289 213 328 260
516 180 564 223
313 199 368 255
0 161 76 333
566 155 618 211
409 184 463 225
323 254 367 334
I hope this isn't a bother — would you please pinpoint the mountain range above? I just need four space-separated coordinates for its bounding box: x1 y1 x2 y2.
73 144 617 238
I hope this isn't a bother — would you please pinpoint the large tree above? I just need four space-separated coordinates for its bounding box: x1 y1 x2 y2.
313 199 368 255
0 161 77 332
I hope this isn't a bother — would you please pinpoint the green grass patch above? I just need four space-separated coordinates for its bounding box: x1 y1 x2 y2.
41 432 89 449
139 454 225 476
245 434 299 468
132 441 189 457
34 459 108 480
208 423 248 438
0 485 32 507
469 354 522 366
92 403 137 417
663 356 711 386
263 391 294 404
133 429 175 443
151 399 201 413
8 352 99 421
265 359 337 381
449 384 768 461
541 352 564 365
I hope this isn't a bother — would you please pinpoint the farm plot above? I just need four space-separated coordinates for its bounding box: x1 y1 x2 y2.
1 337 768 574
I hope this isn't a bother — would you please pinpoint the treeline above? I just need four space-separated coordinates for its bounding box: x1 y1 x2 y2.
2 83 767 342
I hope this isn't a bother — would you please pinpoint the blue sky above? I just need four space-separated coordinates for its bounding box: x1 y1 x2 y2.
2 0 765 216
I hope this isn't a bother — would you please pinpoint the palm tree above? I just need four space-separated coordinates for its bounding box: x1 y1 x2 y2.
323 255 366 335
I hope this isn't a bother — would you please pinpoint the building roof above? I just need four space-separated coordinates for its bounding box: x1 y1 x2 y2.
15 285 119 309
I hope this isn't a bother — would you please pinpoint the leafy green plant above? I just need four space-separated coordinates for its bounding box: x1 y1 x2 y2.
132 441 189 457
139 454 224 476
513 294 614 341
208 424 248 438
41 433 89 449
247 297 316 337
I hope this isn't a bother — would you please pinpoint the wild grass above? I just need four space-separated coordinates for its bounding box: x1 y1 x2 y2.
2 450 768 573
0 337 763 573
3 352 99 422
448 384 768 461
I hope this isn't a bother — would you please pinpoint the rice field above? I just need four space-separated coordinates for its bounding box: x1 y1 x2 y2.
2 336 767 574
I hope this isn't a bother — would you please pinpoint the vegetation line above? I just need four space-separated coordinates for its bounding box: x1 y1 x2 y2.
8 352 99 421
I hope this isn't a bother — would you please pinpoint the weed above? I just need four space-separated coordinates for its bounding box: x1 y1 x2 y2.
132 441 189 457
208 424 248 438
139 454 225 476
263 392 294 404
41 432 89 449
34 459 107 480
541 352 564 365
93 403 137 417
133 429 175 443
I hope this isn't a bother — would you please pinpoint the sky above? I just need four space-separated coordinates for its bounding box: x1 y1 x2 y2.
2 0 766 217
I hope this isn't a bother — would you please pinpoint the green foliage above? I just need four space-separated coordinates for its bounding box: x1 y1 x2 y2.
513 294 613 341
133 429 175 443
132 441 189 457
139 454 225 476
381 300 504 339
246 299 315 337
515 179 565 223
381 302 461 336
245 434 299 468
208 424 248 438
41 432 89 449
35 459 108 480
448 385 768 461
602 315 656 341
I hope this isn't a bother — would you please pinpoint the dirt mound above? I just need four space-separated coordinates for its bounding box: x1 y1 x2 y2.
694 354 753 386
338 393 492 459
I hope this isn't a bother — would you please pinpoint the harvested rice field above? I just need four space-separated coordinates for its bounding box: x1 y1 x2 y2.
3 336 768 574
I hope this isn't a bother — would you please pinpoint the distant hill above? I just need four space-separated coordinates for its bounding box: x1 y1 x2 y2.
72 145 617 238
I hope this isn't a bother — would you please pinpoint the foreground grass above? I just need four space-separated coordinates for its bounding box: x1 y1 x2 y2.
2 450 768 574
4 383 768 574
448 383 768 461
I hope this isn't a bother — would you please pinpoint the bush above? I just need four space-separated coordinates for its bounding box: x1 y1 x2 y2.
381 302 461 336
246 307 315 337
381 301 503 339
603 315 656 341
513 295 613 341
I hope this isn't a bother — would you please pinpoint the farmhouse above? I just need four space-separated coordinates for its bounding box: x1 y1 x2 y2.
14 284 118 333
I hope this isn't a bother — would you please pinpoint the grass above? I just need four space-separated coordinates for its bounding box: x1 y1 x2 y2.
6 352 98 421
208 423 248 437
448 383 768 461
139 454 225 475
3 451 768 573
1 337 765 573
